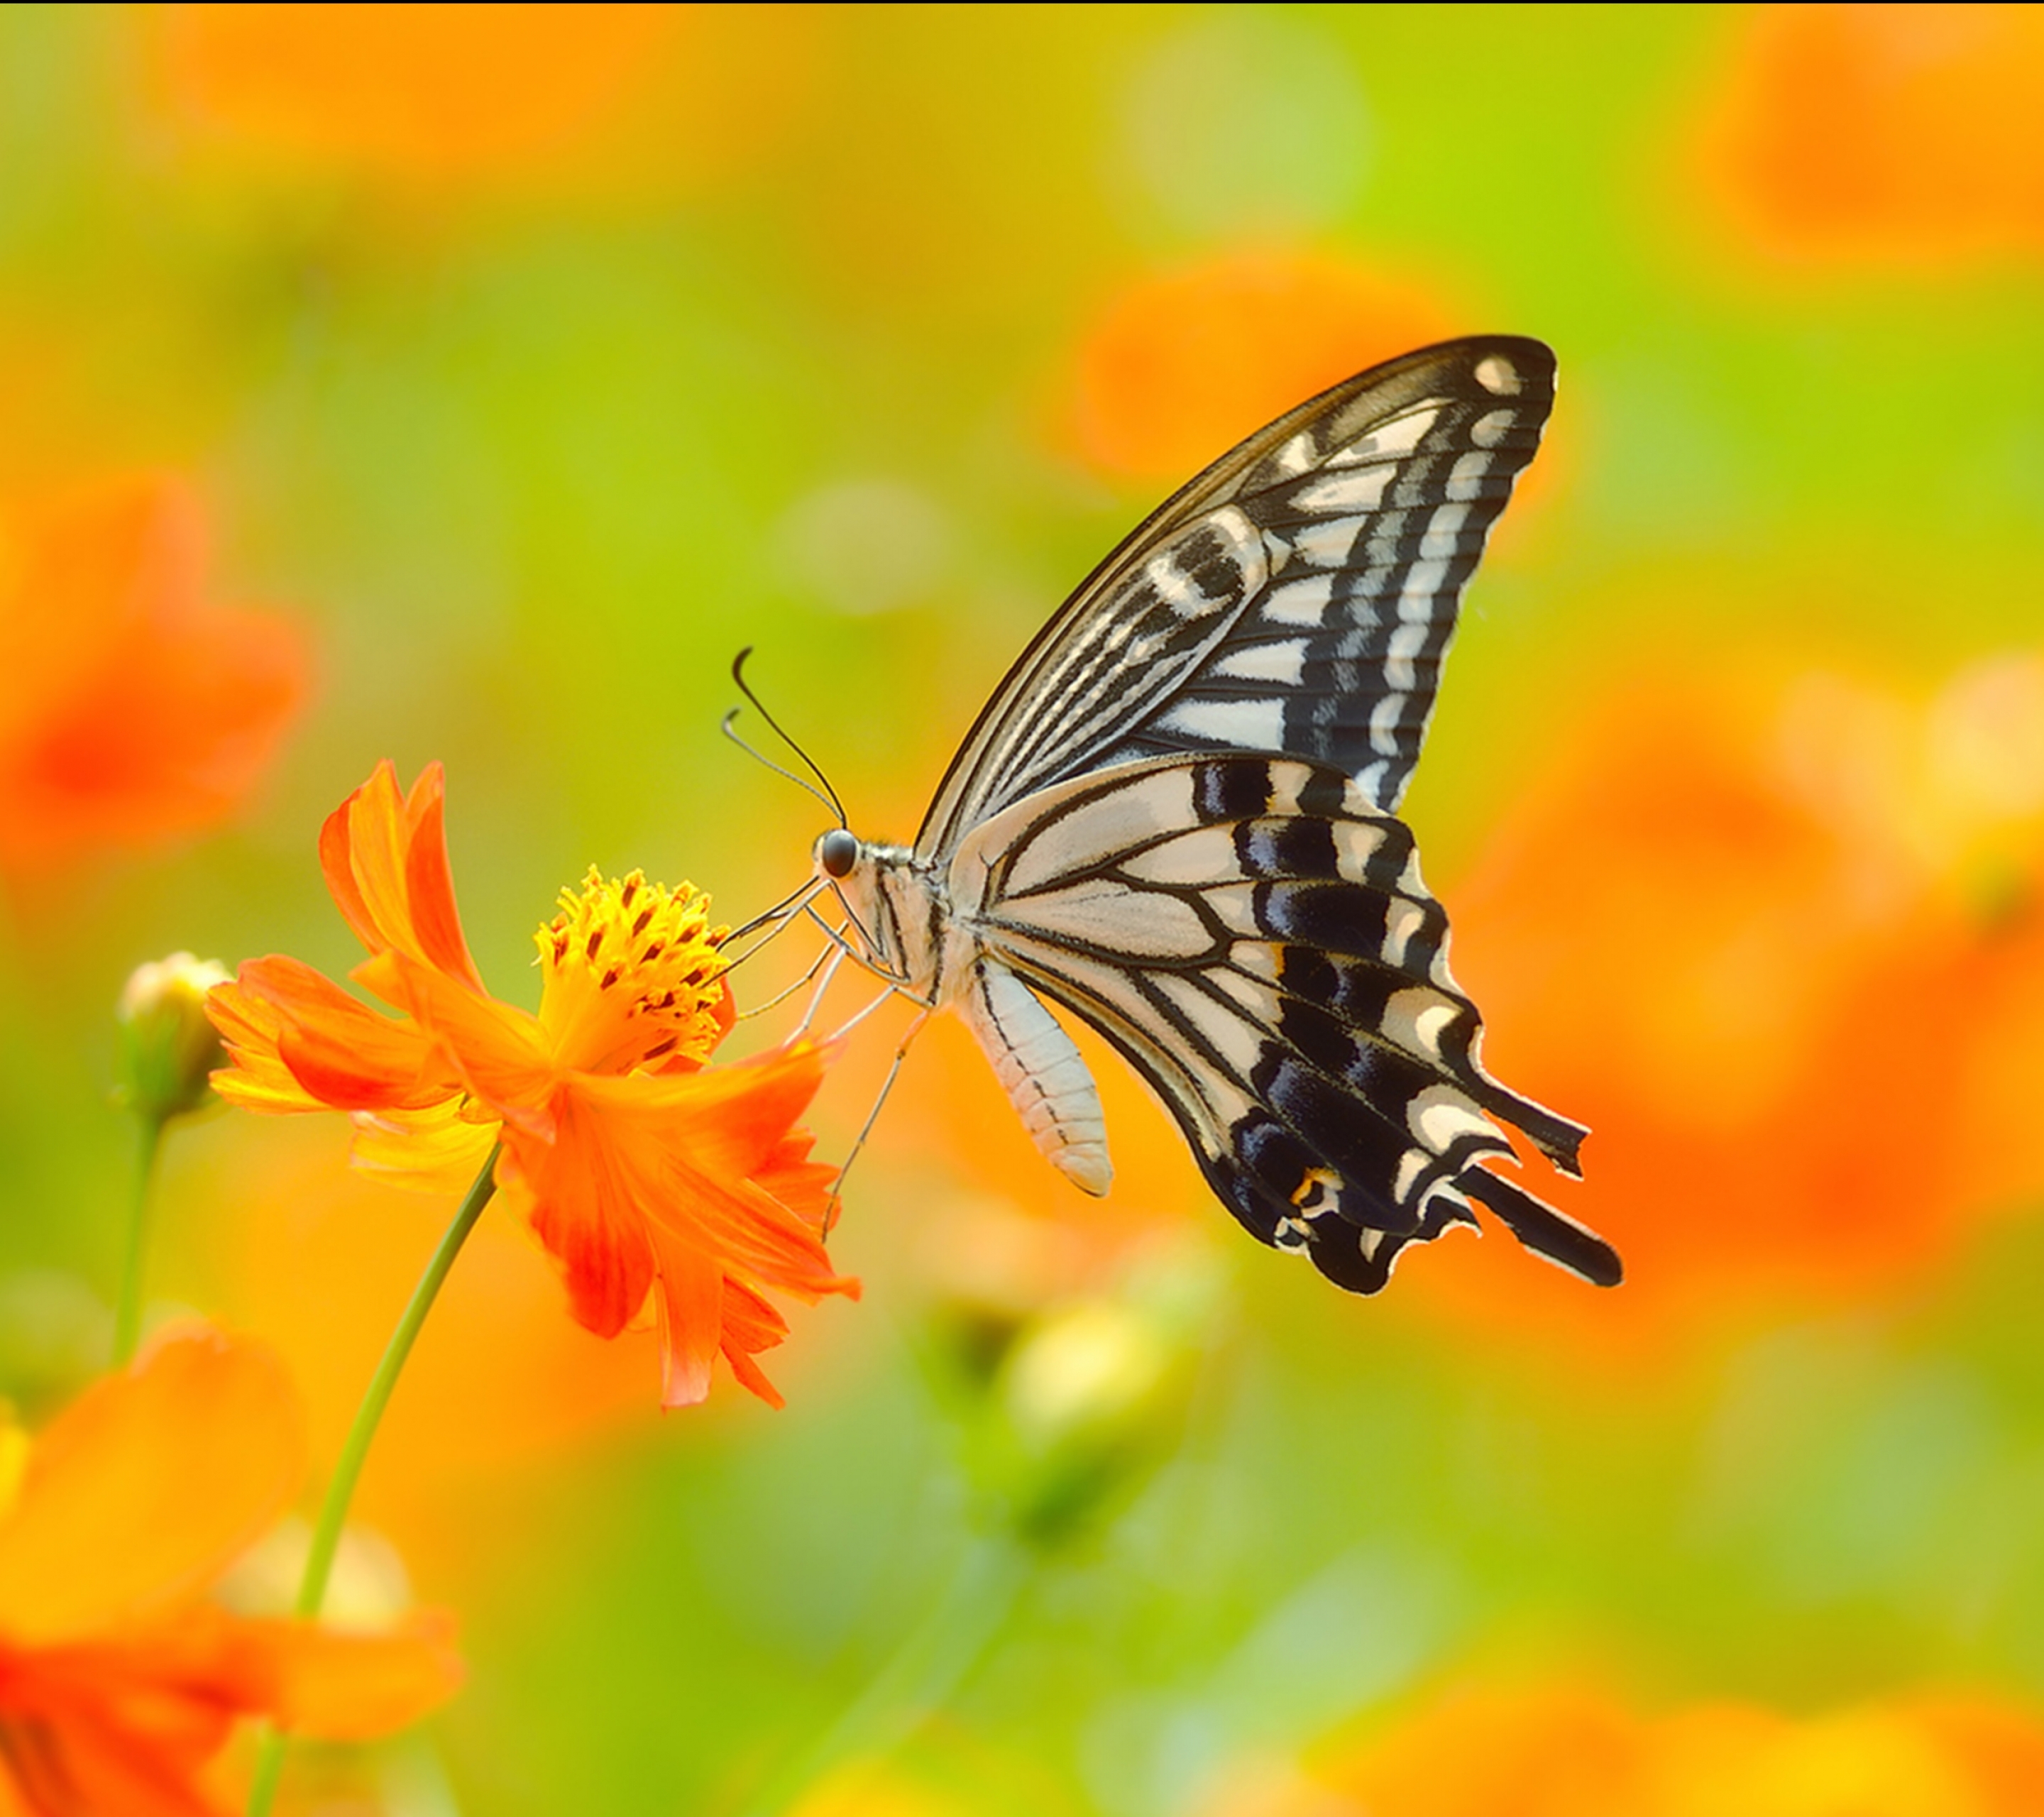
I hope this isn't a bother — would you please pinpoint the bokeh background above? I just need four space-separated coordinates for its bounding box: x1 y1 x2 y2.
6 4 2044 1812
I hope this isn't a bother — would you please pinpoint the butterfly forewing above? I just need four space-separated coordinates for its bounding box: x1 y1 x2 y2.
915 336 1555 862
947 753 1617 1292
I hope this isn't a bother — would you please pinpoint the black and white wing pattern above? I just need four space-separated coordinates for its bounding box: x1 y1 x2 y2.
833 335 1615 1295
947 753 1618 1292
917 336 1555 860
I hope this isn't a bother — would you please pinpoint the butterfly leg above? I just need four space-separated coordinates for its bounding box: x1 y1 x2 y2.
826 1003 933 1229
735 935 841 1021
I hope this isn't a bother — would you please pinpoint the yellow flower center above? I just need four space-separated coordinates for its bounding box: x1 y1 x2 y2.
534 868 728 1075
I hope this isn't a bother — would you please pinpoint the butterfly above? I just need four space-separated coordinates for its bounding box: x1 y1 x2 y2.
810 336 1620 1295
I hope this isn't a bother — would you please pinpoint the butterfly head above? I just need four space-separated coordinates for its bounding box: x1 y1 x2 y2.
815 827 862 880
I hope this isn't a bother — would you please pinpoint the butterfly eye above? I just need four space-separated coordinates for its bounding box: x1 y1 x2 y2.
817 829 860 879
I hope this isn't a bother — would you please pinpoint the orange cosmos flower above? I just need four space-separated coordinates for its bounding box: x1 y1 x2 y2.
1417 654 2044 1357
0 476 305 877
141 3 685 188
1067 248 1456 483
207 761 852 1409
1694 4 2044 268
1260 1680 2044 1817
0 1327 458 1817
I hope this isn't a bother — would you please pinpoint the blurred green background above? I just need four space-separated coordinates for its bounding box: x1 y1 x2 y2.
4 4 2044 1812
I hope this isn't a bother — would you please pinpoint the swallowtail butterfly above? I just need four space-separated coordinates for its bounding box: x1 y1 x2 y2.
814 336 1620 1293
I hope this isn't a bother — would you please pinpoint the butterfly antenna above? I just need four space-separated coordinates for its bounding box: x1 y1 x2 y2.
729 647 847 827
721 709 842 823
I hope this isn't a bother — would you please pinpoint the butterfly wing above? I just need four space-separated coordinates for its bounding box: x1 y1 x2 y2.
916 336 1554 862
947 754 1618 1291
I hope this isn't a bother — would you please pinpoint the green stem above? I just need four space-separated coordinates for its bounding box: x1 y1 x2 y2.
245 1148 499 1817
741 1532 1030 1817
111 1114 167 1368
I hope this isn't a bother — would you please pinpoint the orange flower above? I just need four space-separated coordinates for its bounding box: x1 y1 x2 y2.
1694 4 2044 267
1066 249 1456 483
0 1327 458 1817
1413 656 2044 1354
1263 1681 2044 1817
140 3 684 187
0 476 305 877
207 761 853 1409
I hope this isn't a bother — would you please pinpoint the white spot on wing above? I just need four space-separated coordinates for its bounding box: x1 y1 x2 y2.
1212 639 1309 685
1382 987 1460 1058
1417 503 1471 559
1473 355 1520 396
1158 695 1288 751
1290 515 1368 567
1393 1148 1431 1201
1384 618 1430 691
1382 897 1427 968
1293 466 1394 513
1400 556 1451 605
1261 574 1335 627
1446 451 1493 500
1331 822 1391 883
1275 432 1317 476
1470 409 1515 449
1144 549 1213 617
1368 691 1406 757
1354 757 1392 803
1342 406 1438 460
1407 1084 1498 1153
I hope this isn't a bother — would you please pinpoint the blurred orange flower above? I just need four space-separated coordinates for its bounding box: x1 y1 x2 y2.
140 2 686 187
1419 656 2044 1351
1696 4 2044 265
208 761 853 1408
1263 1680 2044 1817
1067 248 1456 483
0 1327 458 1817
0 476 304 877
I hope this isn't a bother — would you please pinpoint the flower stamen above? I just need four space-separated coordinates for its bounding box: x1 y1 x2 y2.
537 867 729 1076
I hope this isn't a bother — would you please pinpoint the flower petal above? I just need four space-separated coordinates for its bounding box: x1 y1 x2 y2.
219 955 457 1112
399 766 488 992
348 1101 502 1195
573 1039 829 1178
0 1330 302 1645
363 948 557 1137
318 759 408 960
500 1099 654 1339
318 762 487 992
647 1221 722 1409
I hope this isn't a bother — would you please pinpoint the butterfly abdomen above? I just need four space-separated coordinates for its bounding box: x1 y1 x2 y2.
958 957 1112 1196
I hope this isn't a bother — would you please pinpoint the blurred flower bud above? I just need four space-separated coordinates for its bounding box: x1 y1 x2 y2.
974 1247 1224 1547
216 1516 417 1630
114 953 231 1123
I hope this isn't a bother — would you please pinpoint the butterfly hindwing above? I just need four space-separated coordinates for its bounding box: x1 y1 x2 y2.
947 754 1617 1292
916 336 1556 861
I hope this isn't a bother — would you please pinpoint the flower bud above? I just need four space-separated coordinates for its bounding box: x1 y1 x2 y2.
114 953 231 1123
977 1248 1223 1547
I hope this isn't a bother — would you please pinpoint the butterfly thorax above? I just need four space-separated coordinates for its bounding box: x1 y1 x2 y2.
818 825 1114 1193
818 835 951 1004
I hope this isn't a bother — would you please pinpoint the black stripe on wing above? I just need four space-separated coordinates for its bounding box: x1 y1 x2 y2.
915 336 1555 860
958 754 1616 1293
1097 341 1554 812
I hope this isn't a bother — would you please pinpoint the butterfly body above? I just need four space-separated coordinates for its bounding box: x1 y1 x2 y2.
815 336 1621 1294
